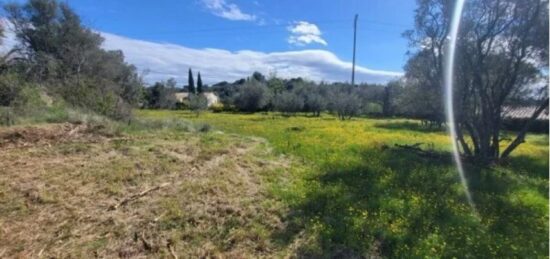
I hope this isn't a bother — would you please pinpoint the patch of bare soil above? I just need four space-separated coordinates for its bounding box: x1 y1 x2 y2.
0 124 293 258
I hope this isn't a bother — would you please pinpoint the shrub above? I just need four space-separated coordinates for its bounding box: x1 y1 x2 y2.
197 123 211 133
0 107 15 126
209 102 225 113
0 73 23 106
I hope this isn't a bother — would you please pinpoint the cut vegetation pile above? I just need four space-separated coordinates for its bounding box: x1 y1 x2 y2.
0 123 111 149
0 122 294 257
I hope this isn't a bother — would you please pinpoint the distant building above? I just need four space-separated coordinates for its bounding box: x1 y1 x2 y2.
502 106 549 120
174 92 220 107
502 105 549 133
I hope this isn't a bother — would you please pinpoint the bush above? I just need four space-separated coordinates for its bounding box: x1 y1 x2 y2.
0 107 15 126
0 73 23 106
209 102 225 113
12 85 47 116
197 123 211 133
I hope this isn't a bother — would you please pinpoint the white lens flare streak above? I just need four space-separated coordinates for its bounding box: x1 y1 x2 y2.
444 0 475 210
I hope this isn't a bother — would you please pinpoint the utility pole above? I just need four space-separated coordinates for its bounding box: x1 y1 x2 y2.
351 14 358 87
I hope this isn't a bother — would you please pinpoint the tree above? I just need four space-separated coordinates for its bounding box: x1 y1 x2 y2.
397 51 445 126
406 0 549 163
197 72 203 94
267 73 285 94
145 79 177 109
273 91 304 116
4 0 143 119
252 71 266 83
381 80 402 117
188 68 195 94
304 92 326 116
330 91 361 120
188 93 208 117
233 79 270 112
382 86 391 117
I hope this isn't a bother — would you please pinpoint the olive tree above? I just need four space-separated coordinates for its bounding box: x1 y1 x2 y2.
405 0 549 163
233 79 270 112
188 94 208 117
273 91 304 116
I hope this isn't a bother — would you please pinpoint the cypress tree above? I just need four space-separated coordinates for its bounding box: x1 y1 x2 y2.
188 68 195 94
197 72 203 94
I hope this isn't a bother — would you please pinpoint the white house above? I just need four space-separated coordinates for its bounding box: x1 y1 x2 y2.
174 92 220 107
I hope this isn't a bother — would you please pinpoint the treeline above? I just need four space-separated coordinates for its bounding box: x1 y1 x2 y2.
142 70 405 120
143 70 446 122
0 0 143 123
211 73 397 120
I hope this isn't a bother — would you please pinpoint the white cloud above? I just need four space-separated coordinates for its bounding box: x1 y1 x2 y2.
0 24 403 85
201 0 256 21
99 32 402 85
287 21 327 46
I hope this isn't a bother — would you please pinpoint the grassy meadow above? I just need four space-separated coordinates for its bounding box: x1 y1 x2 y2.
137 110 549 258
1 109 547 257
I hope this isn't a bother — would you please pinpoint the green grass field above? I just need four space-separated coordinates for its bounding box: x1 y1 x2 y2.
138 110 549 258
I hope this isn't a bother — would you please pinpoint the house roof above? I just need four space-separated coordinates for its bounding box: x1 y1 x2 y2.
502 106 549 120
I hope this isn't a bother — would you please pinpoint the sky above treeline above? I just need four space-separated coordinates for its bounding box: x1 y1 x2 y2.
3 0 417 85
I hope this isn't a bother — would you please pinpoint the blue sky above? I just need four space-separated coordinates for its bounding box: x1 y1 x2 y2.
5 0 418 84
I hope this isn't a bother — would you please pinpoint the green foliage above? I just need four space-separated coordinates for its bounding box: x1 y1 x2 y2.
329 91 361 120
303 92 326 116
188 68 195 94
0 106 15 126
0 72 23 106
11 85 47 115
3 0 143 120
209 102 225 113
404 0 549 162
233 79 271 112
144 79 178 109
197 72 203 93
188 94 208 116
273 91 304 116
211 72 397 119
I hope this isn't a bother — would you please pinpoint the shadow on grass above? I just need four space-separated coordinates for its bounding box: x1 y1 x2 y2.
500 155 549 180
275 147 548 258
374 121 445 133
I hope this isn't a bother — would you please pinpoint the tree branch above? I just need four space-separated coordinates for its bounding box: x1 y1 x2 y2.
500 98 549 159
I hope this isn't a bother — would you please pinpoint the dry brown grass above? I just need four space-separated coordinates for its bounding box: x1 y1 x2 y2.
0 123 293 258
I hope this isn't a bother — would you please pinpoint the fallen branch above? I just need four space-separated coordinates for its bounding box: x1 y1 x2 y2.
394 143 426 152
167 241 178 259
109 182 170 210
393 143 442 159
140 233 152 251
